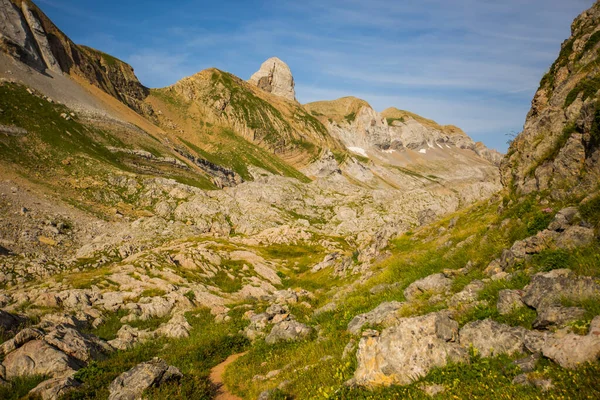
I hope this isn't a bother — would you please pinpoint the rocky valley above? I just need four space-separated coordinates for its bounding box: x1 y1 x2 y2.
0 0 599 399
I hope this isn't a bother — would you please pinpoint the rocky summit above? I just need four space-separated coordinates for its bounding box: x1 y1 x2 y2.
0 0 599 399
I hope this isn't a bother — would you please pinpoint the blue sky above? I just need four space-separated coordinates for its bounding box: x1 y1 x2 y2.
37 0 594 151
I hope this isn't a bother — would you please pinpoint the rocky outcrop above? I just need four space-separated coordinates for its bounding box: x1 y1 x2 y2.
542 316 600 368
347 301 404 335
404 273 453 302
265 320 313 344
249 57 296 102
108 358 182 400
0 0 151 116
351 312 467 387
502 1 600 195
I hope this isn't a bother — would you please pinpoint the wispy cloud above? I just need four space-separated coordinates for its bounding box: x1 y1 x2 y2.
36 0 595 151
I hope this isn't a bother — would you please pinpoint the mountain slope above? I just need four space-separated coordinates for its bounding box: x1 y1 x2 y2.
502 1 600 196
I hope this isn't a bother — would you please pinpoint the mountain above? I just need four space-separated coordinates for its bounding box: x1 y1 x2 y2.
1 0 599 399
502 1 600 197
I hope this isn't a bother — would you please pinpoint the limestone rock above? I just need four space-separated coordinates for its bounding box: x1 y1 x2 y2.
459 319 551 357
249 57 296 101
29 376 80 400
265 320 312 344
2 340 81 379
404 273 453 302
532 306 587 330
43 324 113 363
0 310 26 334
352 312 467 387
542 316 600 368
21 2 62 74
497 289 526 315
522 269 600 310
108 358 182 400
347 301 404 335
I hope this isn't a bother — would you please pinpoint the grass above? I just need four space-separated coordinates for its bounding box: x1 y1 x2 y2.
0 375 47 400
64 309 249 400
386 117 405 125
344 112 357 124
565 76 600 108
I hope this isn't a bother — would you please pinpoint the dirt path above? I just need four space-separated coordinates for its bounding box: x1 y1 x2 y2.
210 352 247 400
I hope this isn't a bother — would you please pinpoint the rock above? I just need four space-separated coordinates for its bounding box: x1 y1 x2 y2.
108 325 154 351
522 269 600 310
513 353 540 373
352 312 467 386
448 280 485 308
512 373 553 392
108 358 182 400
2 340 81 379
419 383 446 397
43 324 113 363
154 313 192 339
532 306 587 330
548 207 579 231
0 310 26 334
29 376 80 400
0 327 44 356
249 57 296 101
497 289 526 315
265 320 313 344
542 316 600 369
555 226 596 249
404 273 453 302
459 319 551 357
347 301 404 335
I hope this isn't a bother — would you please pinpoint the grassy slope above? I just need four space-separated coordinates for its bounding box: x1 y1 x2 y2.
222 192 600 399
0 83 217 211
150 86 311 183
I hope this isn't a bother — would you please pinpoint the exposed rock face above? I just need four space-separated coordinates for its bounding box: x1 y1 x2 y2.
249 57 296 102
352 312 467 387
502 1 600 195
522 269 600 311
0 0 151 116
20 1 61 74
108 358 183 400
0 0 45 70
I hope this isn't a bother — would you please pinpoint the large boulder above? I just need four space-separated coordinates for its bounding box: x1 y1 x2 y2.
108 358 183 400
352 312 467 387
542 316 600 368
522 269 600 310
347 301 404 335
404 273 453 302
265 320 313 344
29 376 80 400
2 340 81 379
459 319 551 357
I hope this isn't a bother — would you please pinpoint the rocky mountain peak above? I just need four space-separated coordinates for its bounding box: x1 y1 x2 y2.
249 57 296 102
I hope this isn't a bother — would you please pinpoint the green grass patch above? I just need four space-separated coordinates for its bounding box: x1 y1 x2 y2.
0 375 47 400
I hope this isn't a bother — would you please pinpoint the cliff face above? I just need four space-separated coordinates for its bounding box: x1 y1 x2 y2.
502 0 600 197
1 0 151 116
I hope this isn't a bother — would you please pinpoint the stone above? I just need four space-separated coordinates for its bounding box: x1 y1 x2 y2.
497 289 526 315
459 319 550 357
532 306 587 330
548 207 580 231
0 310 26 334
555 226 596 249
265 320 313 344
448 280 485 308
108 358 182 400
522 269 600 310
542 316 600 368
154 313 192 339
2 340 81 379
512 373 553 392
43 324 113 363
352 312 467 387
419 383 446 397
404 273 453 302
249 57 296 101
513 353 540 373
347 301 404 335
29 376 80 400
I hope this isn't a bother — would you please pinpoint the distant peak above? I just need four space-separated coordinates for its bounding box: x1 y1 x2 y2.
249 57 296 102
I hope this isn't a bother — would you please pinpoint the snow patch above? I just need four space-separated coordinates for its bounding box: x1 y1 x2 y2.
436 143 443 149
427 143 434 148
381 149 395 154
446 145 452 149
348 147 369 158
419 149 427 154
